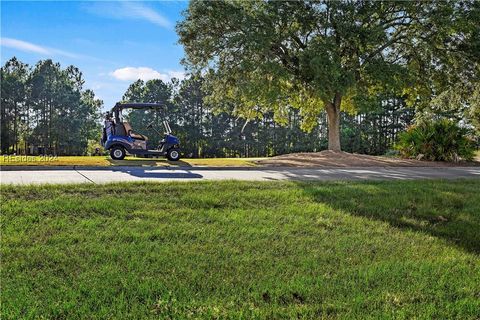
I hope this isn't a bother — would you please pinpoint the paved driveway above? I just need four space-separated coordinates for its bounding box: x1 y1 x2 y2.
1 166 479 185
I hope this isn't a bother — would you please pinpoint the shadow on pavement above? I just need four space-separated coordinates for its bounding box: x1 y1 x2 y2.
116 167 202 179
107 158 192 167
268 167 480 181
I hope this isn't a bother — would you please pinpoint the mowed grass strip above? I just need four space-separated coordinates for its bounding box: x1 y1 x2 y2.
1 180 479 319
0 156 262 167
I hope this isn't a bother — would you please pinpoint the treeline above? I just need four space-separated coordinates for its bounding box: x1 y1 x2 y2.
1 57 102 155
1 57 415 157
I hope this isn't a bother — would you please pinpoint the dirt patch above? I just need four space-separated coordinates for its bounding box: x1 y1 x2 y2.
255 150 480 168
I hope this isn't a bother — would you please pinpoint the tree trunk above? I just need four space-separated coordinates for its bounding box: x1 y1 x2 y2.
325 93 342 151
13 102 18 154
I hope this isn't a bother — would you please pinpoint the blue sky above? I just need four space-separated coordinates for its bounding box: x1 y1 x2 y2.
1 1 188 109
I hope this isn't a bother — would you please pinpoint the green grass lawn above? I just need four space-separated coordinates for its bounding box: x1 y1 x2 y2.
1 180 479 319
0 155 263 167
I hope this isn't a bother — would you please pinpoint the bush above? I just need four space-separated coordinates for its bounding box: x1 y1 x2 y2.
396 120 476 162
86 139 106 156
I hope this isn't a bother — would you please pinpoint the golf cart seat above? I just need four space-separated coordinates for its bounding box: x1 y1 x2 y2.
123 122 148 141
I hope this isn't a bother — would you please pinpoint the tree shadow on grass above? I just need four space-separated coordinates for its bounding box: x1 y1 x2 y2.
296 180 480 254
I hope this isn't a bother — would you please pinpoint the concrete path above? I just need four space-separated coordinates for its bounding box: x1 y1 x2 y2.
1 166 479 185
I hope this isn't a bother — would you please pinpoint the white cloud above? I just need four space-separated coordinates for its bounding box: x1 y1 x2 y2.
111 67 185 82
84 2 171 29
0 37 82 59
123 2 171 28
0 37 49 54
111 67 162 81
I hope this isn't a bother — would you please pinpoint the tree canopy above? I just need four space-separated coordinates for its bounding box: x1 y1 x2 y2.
178 0 480 151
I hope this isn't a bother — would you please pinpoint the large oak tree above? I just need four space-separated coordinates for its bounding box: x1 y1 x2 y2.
177 0 479 151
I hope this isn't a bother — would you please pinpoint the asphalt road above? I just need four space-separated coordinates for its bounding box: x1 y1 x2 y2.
1 166 479 185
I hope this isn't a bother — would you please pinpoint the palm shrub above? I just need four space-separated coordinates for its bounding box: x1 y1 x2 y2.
396 119 476 161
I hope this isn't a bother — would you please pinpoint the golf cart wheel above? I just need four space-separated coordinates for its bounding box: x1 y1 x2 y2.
110 146 126 160
167 148 180 161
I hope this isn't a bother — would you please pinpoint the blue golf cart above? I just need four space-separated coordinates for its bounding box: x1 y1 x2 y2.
101 103 181 161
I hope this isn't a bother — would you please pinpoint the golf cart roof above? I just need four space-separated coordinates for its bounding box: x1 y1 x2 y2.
111 103 163 112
